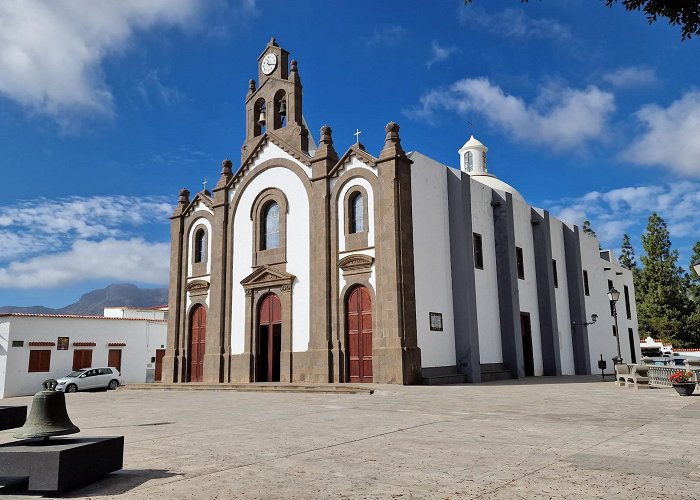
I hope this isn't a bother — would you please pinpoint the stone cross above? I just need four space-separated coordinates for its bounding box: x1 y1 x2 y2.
202 178 208 192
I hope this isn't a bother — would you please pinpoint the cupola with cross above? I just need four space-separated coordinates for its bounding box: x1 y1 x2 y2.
243 37 308 157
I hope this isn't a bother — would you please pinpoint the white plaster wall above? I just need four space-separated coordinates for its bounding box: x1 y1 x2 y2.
470 180 502 363
512 199 543 376
187 216 212 276
548 217 575 375
410 156 456 368
329 155 376 192
0 316 166 398
231 167 310 354
578 233 621 371
0 321 8 398
337 177 375 252
255 142 312 177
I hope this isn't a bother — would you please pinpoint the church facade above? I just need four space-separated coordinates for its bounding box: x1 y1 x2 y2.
162 39 640 385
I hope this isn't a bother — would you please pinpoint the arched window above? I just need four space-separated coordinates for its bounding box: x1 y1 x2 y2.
465 151 474 172
194 228 206 263
349 192 364 234
262 202 280 250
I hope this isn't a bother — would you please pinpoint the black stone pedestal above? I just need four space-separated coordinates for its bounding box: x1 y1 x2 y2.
0 406 27 430
0 436 124 491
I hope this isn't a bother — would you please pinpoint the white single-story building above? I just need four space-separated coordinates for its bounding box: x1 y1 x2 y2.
0 311 167 398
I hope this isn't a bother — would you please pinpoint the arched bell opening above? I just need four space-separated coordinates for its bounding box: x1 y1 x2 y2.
273 89 287 130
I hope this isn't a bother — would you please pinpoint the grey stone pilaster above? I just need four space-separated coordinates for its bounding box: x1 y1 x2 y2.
563 225 591 374
446 170 481 382
491 191 523 378
531 209 561 376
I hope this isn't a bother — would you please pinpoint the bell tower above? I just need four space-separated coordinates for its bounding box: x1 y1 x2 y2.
242 37 308 159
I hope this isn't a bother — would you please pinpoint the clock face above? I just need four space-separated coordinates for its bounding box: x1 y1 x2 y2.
261 53 277 75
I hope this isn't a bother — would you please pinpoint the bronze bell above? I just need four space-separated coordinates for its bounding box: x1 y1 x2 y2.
14 379 79 440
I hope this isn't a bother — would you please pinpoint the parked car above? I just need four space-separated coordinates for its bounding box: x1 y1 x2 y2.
54 367 122 393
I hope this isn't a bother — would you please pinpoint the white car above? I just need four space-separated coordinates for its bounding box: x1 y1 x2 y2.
54 367 122 393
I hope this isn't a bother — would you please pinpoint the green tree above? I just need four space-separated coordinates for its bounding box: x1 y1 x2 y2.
619 233 636 270
464 1 700 40
582 220 597 237
635 212 692 345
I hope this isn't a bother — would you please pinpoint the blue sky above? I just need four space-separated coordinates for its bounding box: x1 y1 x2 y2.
1 0 700 308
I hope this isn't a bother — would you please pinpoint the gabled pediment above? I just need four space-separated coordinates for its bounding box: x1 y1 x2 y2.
338 254 374 273
182 190 213 217
241 265 296 290
185 279 210 296
329 144 378 178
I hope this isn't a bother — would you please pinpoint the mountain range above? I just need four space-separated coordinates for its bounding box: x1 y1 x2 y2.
0 284 168 316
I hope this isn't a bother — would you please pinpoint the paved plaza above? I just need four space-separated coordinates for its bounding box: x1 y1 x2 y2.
1 377 699 499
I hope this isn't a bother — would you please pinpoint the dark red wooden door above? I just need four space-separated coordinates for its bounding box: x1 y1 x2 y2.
189 305 206 382
347 286 373 383
257 294 281 382
108 349 122 372
154 349 166 382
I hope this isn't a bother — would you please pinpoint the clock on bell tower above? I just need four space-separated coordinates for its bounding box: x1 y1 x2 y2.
242 37 308 159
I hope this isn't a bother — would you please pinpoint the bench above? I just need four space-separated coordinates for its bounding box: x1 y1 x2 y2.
615 364 649 389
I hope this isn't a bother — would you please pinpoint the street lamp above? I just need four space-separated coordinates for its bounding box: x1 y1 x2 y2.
607 287 622 364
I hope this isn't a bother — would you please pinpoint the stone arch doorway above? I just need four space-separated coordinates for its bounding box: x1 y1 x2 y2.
257 293 282 382
189 304 206 382
346 285 373 383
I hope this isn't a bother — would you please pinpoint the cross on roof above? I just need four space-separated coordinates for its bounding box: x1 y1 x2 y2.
202 178 208 192
354 129 361 144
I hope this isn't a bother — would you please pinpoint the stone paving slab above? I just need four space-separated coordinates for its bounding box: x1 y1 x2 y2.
0 376 698 499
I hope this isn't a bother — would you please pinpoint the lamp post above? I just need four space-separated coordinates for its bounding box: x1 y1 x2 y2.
607 287 622 364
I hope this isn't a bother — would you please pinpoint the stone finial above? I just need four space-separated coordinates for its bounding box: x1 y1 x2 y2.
221 158 233 175
269 36 278 47
178 188 190 206
312 124 338 165
320 125 333 145
380 121 406 159
216 159 233 190
248 79 256 96
290 60 298 72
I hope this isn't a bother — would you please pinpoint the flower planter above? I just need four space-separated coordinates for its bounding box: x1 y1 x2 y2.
672 382 696 396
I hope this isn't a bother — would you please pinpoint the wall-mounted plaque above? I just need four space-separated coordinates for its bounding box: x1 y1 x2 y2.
429 312 443 331
57 337 69 350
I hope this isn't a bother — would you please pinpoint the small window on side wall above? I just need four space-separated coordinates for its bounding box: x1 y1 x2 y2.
350 192 364 234
262 201 280 250
194 228 207 263
516 246 524 280
473 232 483 269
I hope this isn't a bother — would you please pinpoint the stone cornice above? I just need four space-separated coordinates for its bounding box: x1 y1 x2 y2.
185 279 210 296
241 265 296 290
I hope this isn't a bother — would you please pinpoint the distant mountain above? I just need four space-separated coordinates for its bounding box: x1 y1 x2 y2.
0 284 168 316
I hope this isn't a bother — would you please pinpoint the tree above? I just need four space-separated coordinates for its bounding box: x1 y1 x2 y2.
635 212 692 345
619 233 637 270
582 220 597 237
463 1 700 40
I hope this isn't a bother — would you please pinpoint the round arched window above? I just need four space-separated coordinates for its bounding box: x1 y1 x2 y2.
262 202 280 250
350 192 364 233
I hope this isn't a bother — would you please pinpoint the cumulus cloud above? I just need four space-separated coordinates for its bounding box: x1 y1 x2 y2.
459 7 572 41
545 181 700 247
622 90 700 176
364 24 407 47
0 0 200 121
602 66 657 88
406 77 615 152
426 40 459 69
0 238 170 289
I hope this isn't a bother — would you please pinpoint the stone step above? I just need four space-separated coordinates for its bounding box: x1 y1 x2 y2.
122 382 374 395
480 363 513 382
422 374 468 385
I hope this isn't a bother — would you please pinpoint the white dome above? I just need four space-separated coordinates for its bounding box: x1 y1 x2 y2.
471 174 525 203
459 135 487 153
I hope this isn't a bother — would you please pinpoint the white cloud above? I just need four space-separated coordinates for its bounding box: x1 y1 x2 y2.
623 90 700 176
0 195 172 262
602 66 657 88
545 181 700 248
0 0 200 121
365 24 407 47
426 40 459 69
406 77 615 152
0 238 169 288
459 7 572 41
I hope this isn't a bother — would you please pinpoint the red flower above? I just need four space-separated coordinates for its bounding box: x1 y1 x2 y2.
669 370 694 383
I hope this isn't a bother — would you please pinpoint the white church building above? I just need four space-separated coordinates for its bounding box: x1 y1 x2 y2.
163 39 640 385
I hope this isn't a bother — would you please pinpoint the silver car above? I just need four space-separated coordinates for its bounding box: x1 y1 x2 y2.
54 367 122 393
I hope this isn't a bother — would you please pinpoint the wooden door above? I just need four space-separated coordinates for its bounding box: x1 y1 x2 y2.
346 286 373 383
520 313 534 377
189 305 206 382
257 294 281 382
108 349 122 373
154 349 166 382
72 349 93 370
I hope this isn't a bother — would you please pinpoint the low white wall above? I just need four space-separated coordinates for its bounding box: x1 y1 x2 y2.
0 315 166 398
